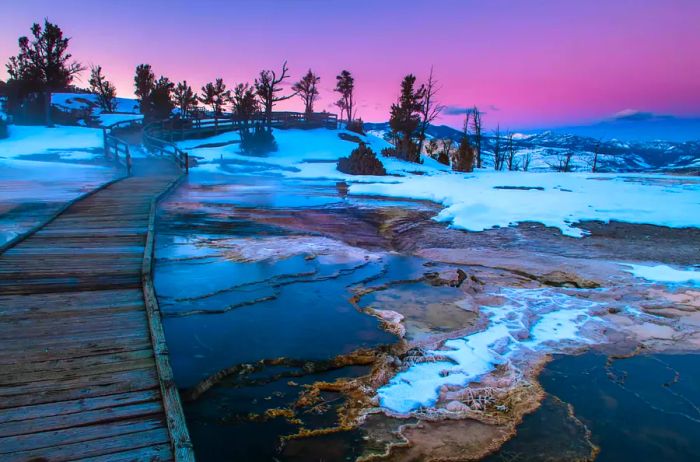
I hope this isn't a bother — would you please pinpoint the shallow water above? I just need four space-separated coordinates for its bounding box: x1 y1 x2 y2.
486 353 700 461
155 169 426 459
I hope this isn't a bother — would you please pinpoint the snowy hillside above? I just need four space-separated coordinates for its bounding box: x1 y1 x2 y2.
52 93 142 127
365 122 700 173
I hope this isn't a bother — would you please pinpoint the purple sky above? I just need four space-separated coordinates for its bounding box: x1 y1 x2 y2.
1 0 699 130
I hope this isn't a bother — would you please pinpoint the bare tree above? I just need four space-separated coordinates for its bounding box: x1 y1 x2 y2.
417 67 444 155
521 152 532 171
591 140 601 173
551 151 574 172
471 106 483 168
255 61 294 131
506 132 516 171
292 69 320 116
493 125 504 170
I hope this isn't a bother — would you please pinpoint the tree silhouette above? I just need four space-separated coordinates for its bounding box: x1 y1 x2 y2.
200 78 230 131
173 80 198 119
88 65 117 113
255 61 294 131
292 69 320 116
389 74 424 163
6 20 84 125
334 70 355 125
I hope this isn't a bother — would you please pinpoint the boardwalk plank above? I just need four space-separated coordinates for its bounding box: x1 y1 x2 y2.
0 164 190 461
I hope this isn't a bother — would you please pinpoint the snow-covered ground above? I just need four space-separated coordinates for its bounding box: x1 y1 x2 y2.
623 264 700 286
181 127 700 238
52 93 140 115
0 158 117 245
0 125 103 160
51 93 143 127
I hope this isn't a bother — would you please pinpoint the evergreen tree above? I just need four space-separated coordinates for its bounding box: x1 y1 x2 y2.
231 83 258 129
255 61 293 131
292 69 320 116
150 76 175 121
134 65 173 121
173 80 198 118
200 78 230 130
134 64 155 115
334 70 355 125
388 74 424 163
6 20 84 125
88 65 117 113
450 112 473 172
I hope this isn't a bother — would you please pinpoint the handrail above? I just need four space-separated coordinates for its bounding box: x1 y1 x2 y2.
142 111 338 175
103 118 143 176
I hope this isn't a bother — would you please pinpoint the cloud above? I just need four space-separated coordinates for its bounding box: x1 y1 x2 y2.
443 104 500 116
443 105 471 116
611 109 674 122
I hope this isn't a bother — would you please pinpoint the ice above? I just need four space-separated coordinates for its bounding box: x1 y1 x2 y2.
623 264 700 286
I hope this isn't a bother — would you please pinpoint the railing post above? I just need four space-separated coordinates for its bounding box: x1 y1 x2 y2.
184 152 189 174
126 145 132 176
103 128 108 158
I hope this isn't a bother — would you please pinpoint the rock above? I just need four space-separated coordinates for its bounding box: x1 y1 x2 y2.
537 271 600 289
445 400 470 413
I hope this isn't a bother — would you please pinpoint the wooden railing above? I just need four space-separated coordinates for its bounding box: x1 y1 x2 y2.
103 119 143 176
142 129 190 174
142 111 338 174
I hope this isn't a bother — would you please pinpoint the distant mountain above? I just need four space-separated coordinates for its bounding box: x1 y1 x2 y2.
364 122 700 173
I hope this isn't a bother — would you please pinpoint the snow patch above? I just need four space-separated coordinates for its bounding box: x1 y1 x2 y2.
623 264 700 286
377 288 600 414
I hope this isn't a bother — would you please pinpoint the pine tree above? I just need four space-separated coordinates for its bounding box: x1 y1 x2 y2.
173 81 198 118
150 77 175 121
389 74 424 163
134 64 155 116
231 83 258 129
292 69 320 116
6 20 84 125
334 70 355 125
200 78 230 131
88 65 117 113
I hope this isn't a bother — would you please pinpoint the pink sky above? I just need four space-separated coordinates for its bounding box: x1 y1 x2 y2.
1 0 699 130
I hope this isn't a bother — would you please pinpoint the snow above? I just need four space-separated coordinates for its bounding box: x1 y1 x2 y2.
378 288 599 414
178 127 700 237
52 93 139 114
0 125 103 159
349 172 700 237
623 264 700 286
97 113 143 127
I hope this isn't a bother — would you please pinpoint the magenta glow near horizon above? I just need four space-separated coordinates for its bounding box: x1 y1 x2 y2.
1 0 698 130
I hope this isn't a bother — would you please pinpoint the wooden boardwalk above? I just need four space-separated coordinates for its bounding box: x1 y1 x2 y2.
0 160 193 461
